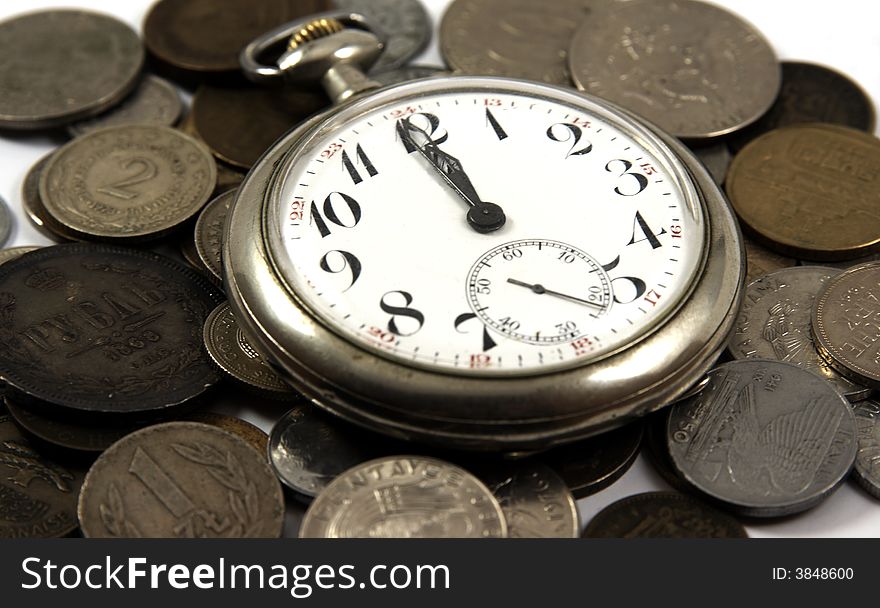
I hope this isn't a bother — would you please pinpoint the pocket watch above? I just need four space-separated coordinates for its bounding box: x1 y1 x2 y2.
225 13 745 450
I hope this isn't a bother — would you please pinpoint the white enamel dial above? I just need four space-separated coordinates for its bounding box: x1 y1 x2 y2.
271 82 704 376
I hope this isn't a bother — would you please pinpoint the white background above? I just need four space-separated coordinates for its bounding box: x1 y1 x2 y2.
0 0 877 537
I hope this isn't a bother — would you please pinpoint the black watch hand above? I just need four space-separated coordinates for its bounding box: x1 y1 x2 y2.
398 117 506 233
506 278 606 310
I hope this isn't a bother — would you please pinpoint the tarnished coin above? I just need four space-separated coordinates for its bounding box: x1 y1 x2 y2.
269 404 378 498
0 411 84 538
643 411 690 492
0 247 39 268
143 0 331 78
0 196 12 248
0 244 223 415
667 360 857 517
334 0 431 72
204 303 296 398
21 153 75 243
690 143 731 186
440 0 592 85
300 456 507 538
40 125 216 241
194 190 234 282
178 231 209 274
185 412 268 456
727 124 880 261
0 10 143 130
730 62 876 153
728 266 870 401
371 65 448 87
582 492 748 538
745 239 796 286
538 422 643 498
568 0 780 139
78 422 285 538
192 85 328 169
67 76 183 137
813 262 880 388
853 401 880 500
480 462 579 538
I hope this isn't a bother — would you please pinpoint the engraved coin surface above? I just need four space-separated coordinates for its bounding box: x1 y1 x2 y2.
0 196 12 248
690 143 731 186
40 125 216 241
744 239 796 286
0 10 143 130
269 404 378 498
22 153 75 243
194 190 234 282
480 462 579 538
852 400 880 500
667 360 857 517
0 247 40 268
582 492 748 538
185 413 268 456
67 76 183 137
728 266 869 401
727 124 880 261
0 411 84 538
568 0 780 139
334 0 431 72
204 303 295 397
440 0 592 85
813 262 880 388
371 65 448 87
300 456 507 538
0 244 223 414
538 422 643 498
78 422 285 538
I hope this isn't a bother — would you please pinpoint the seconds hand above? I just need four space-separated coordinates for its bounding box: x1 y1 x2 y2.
506 278 606 310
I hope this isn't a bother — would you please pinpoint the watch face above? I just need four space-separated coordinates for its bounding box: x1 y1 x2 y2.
269 78 705 376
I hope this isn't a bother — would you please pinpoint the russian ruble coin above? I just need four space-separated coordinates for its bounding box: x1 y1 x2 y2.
371 65 448 87
440 0 592 86
744 239 796 286
852 400 880 500
334 0 432 72
568 0 780 140
0 411 85 538
813 262 880 388
67 76 183 138
582 492 748 538
300 456 507 538
0 244 223 416
728 266 870 401
0 247 39 268
40 125 216 242
689 143 731 186
194 190 234 283
78 422 285 538
0 10 143 130
185 412 269 457
0 196 12 248
479 462 579 538
667 360 857 517
537 422 642 498
727 124 880 261
204 303 296 398
21 153 76 242
729 61 876 153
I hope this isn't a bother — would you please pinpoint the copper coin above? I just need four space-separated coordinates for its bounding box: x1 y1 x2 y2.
0 410 85 538
185 412 268 456
21 153 75 243
40 125 217 241
177 111 247 195
0 10 143 130
143 0 331 78
727 124 880 261
191 85 328 169
194 190 235 282
78 421 285 538
744 238 796 285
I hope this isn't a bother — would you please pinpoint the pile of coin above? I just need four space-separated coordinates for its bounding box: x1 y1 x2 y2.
1 0 879 539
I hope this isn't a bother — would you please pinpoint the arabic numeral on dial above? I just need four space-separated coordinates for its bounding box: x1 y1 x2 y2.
498 316 521 332
342 144 378 185
556 321 577 335
558 251 576 264
380 291 425 337
319 250 362 292
454 312 498 352
502 247 523 261
398 113 447 152
606 159 648 196
628 211 667 249
546 123 592 158
310 192 361 238
471 278 491 295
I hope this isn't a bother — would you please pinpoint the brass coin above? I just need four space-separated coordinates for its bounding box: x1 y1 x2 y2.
191 85 328 169
744 238 796 285
194 190 235 282
204 302 296 398
21 153 76 243
185 412 268 456
78 421 285 538
0 10 143 130
440 0 592 86
178 111 247 195
0 247 40 268
727 124 880 261
40 125 217 241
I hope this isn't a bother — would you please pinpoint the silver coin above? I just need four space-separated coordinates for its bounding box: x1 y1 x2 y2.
371 65 448 87
21 153 76 242
568 0 780 139
728 266 870 401
300 456 507 538
335 0 431 72
853 400 880 500
0 196 12 248
194 189 234 282
667 360 857 517
67 76 183 137
480 462 579 537
690 143 731 186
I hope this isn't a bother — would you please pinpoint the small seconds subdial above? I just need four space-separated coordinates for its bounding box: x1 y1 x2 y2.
467 240 613 346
